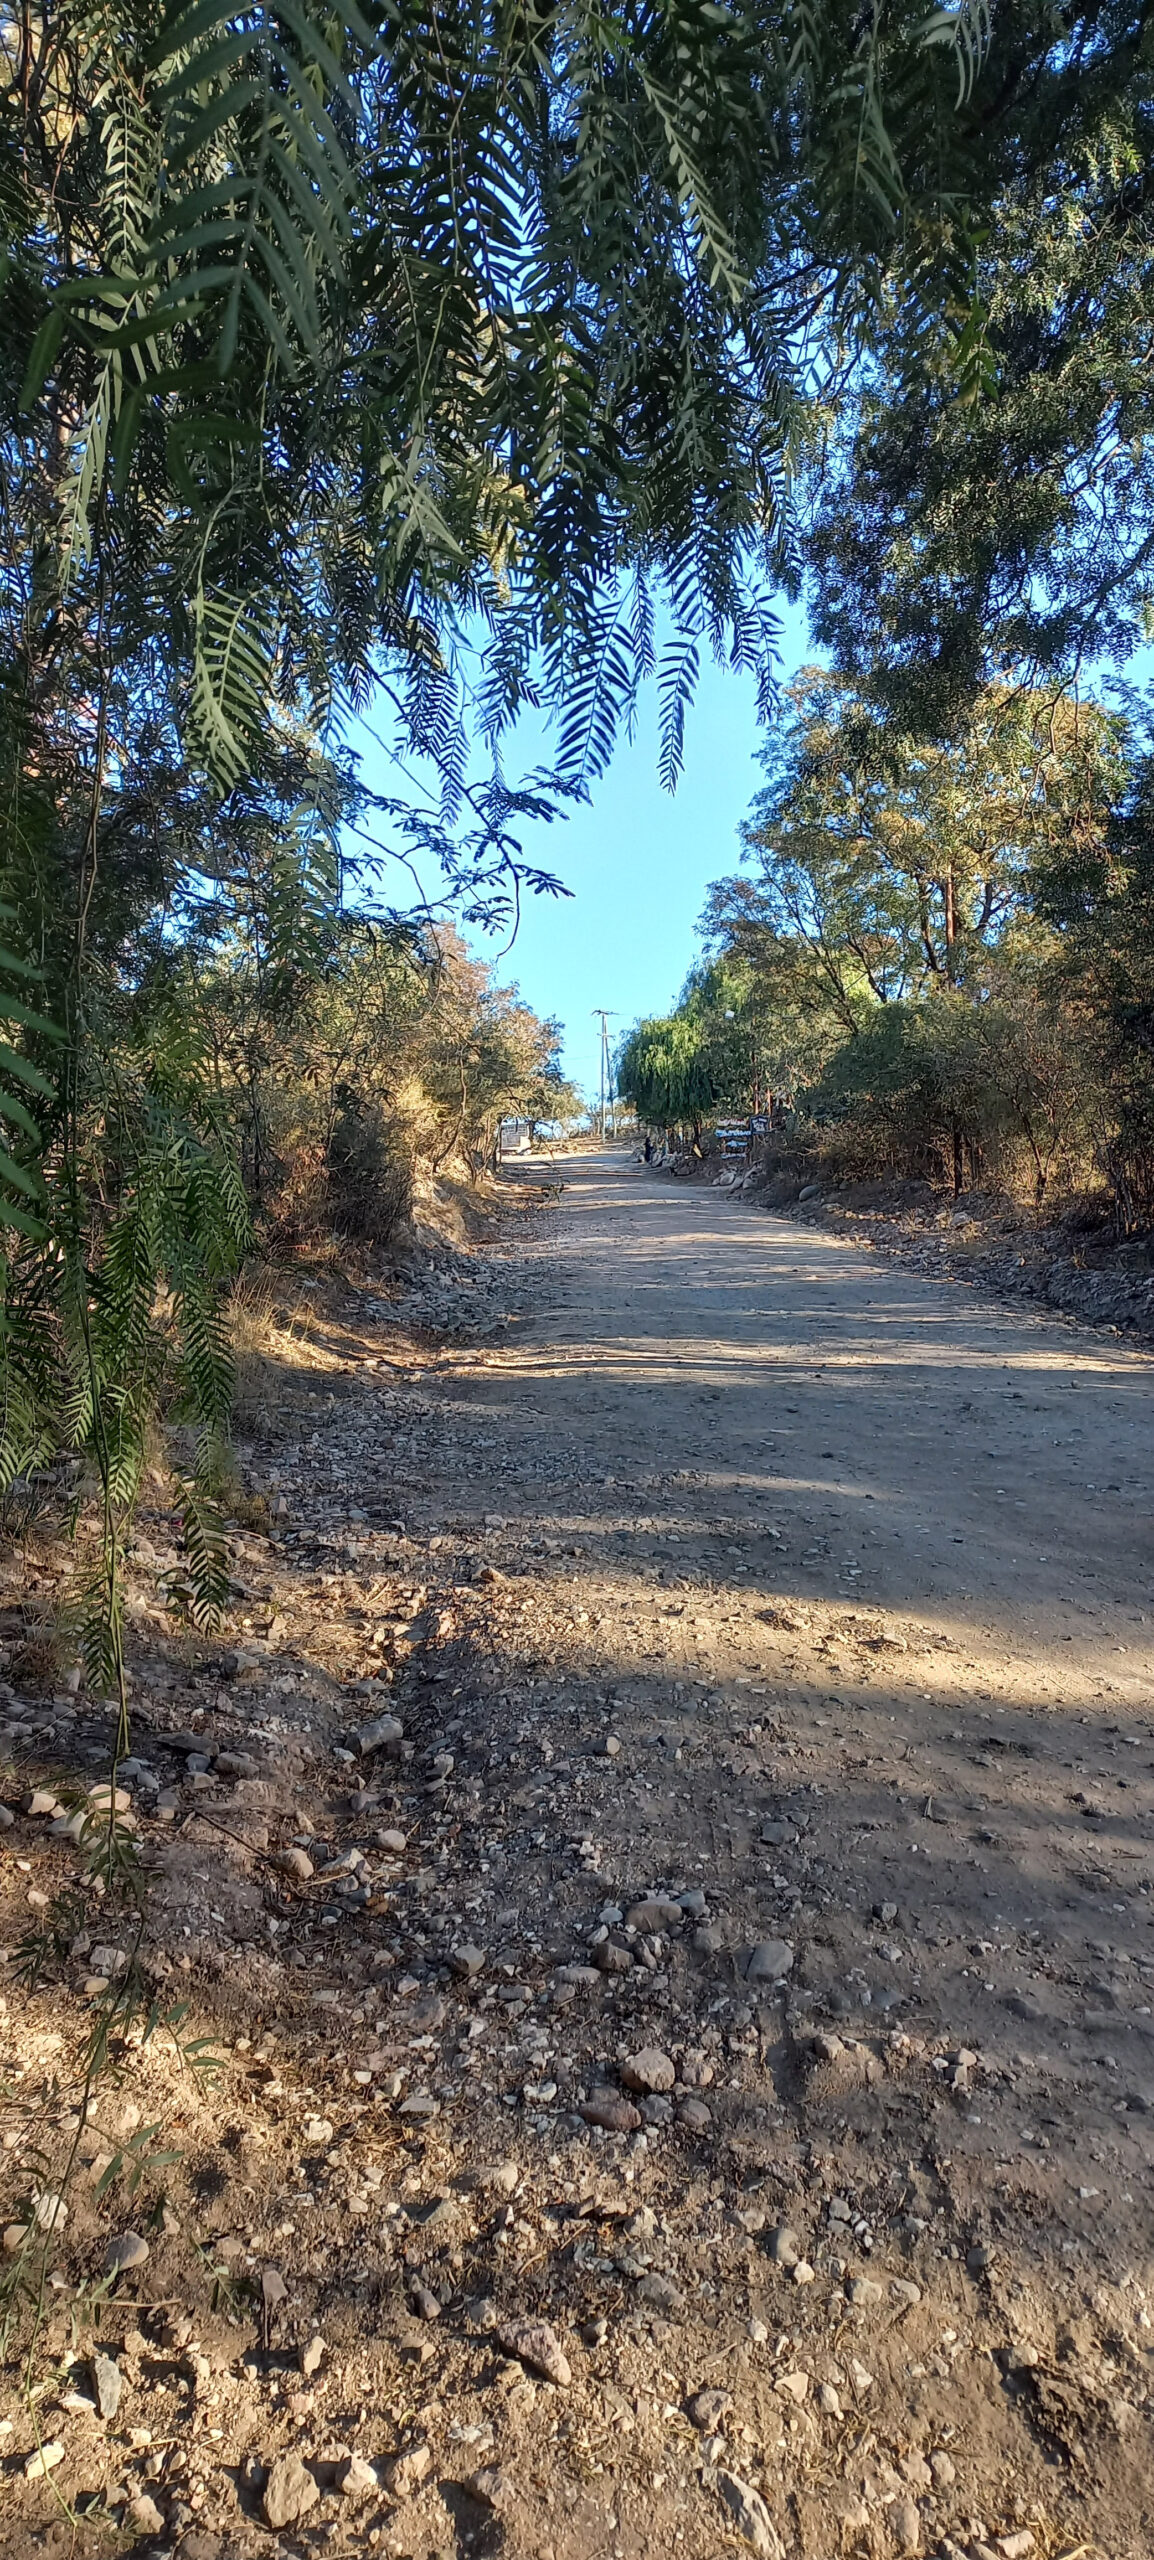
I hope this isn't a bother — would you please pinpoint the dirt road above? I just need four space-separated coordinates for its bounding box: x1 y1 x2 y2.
4 1145 1154 2560
496 1144 1153 1678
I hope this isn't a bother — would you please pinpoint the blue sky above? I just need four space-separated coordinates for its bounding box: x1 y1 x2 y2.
354 597 811 1103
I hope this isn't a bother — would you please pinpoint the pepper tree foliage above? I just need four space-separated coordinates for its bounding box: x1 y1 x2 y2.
0 0 1149 1672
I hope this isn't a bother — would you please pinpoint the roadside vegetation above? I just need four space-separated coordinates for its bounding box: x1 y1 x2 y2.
618 669 1154 1229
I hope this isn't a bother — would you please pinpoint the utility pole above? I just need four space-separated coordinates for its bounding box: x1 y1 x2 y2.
591 1009 617 1141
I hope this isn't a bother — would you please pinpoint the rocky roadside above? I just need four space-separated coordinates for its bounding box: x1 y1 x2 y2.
0 1183 1152 2560
730 1165 1154 1345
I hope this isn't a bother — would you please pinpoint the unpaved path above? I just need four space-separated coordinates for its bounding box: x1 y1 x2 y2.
499 1145 1154 1677
3 1146 1154 2560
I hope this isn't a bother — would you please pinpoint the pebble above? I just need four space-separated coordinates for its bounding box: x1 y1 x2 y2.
378 1829 407 1853
92 2352 121 2419
24 2441 65 2479
760 1822 797 1846
449 1941 486 1977
0 1804 13 1828
743 1939 794 1982
641 2093 673 2127
594 1938 633 1973
693 1923 725 1954
263 2450 319 2529
354 1713 404 1756
966 2243 992 2277
476 2159 519 2195
465 2465 514 2511
818 2383 841 2415
715 2468 784 2557
998 2536 1034 2560
676 2097 712 2131
410 2283 441 2321
679 1888 707 1916
300 2335 325 2378
302 2115 334 2145
890 2498 920 2554
89 1944 127 1978
27 1789 58 1816
637 2269 682 2312
890 2279 922 2307
277 1847 314 1880
388 2444 432 2497
338 2454 378 2499
129 2493 166 2535
792 2260 815 2285
687 2387 730 2431
497 2317 571 2387
774 2369 809 2403
104 2230 149 2272
626 1898 683 1931
3 2224 27 2253
930 2450 956 2488
580 2090 642 2133
32 2192 66 2234
88 1782 132 1811
848 2276 883 2306
768 2225 800 2268
621 2046 675 2094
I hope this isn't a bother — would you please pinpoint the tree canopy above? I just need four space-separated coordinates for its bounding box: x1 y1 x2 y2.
804 95 1154 726
711 673 1124 1034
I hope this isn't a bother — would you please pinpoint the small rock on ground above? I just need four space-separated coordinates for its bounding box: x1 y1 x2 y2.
263 2449 319 2530
104 2230 149 2272
715 2468 784 2557
497 2317 571 2386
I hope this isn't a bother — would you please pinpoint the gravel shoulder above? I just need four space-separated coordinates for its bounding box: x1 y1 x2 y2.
2 1147 1153 2560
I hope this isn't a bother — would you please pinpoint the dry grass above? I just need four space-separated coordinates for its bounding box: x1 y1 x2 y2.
228 1264 311 1437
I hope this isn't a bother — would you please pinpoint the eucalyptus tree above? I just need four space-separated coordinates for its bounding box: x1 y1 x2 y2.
720 673 1123 1033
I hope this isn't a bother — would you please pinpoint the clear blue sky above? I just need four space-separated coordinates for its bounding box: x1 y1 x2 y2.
353 599 810 1103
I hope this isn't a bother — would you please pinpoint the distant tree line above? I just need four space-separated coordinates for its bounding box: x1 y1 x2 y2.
618 677 1154 1220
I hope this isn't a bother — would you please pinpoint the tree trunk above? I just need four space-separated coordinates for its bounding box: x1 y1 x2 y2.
945 866 957 986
